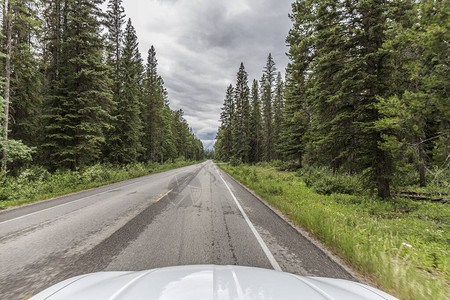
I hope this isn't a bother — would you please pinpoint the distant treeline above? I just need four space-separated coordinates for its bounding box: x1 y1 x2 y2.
0 0 204 175
215 0 449 198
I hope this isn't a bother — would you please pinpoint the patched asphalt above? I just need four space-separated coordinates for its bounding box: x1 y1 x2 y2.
0 161 353 299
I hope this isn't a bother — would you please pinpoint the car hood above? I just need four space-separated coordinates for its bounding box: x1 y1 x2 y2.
31 265 397 300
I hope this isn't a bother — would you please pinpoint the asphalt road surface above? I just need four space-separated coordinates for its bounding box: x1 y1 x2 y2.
0 161 353 299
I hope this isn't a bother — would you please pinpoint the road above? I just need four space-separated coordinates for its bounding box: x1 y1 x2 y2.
0 161 353 299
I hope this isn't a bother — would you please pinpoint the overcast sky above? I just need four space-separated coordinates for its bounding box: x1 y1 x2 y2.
120 0 293 150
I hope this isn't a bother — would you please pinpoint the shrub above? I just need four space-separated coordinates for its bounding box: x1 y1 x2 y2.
230 156 241 167
299 166 363 195
17 166 51 182
81 164 113 183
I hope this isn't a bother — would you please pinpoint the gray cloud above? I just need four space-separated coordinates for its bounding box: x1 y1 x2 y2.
122 0 293 149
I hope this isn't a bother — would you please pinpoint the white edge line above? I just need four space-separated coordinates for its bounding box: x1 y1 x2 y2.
220 166 364 283
0 165 202 225
215 166 282 272
1 164 203 226
0 177 153 226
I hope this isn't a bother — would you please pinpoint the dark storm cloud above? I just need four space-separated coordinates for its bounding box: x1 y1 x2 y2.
122 0 293 149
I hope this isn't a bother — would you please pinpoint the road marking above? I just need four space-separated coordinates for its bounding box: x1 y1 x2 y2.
0 178 172 226
215 167 282 272
0 188 118 226
156 189 173 202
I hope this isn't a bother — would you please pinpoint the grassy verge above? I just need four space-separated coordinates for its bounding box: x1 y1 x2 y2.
0 159 202 210
219 163 449 300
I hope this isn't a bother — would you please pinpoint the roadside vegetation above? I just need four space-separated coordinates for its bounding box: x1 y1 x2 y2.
215 1 449 200
219 162 449 300
0 159 200 210
0 1 205 189
214 3 448 297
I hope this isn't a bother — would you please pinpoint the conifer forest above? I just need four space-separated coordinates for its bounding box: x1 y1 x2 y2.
0 0 204 177
215 0 449 198
0 1 448 299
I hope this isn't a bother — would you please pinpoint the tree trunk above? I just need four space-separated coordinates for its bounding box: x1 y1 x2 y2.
377 177 391 199
2 1 12 173
418 139 426 187
376 145 391 199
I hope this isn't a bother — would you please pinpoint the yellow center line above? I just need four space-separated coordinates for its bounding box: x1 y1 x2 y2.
156 189 173 202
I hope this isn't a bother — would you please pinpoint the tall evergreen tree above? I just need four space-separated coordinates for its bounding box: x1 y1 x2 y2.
142 45 166 162
273 72 284 160
279 70 309 166
169 108 202 160
231 62 250 162
344 0 395 197
160 105 177 162
1 0 38 172
376 0 449 187
6 0 42 149
283 0 407 197
107 18 143 163
307 0 358 171
43 0 113 169
1 0 13 172
105 0 125 106
279 0 315 166
249 79 262 162
216 84 234 161
0 0 204 173
172 109 185 158
40 0 65 165
261 53 276 161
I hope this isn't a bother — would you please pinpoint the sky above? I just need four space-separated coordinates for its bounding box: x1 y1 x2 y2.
119 0 293 150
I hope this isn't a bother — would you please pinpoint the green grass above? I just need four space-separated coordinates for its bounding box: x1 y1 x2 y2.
219 163 449 300
0 159 202 210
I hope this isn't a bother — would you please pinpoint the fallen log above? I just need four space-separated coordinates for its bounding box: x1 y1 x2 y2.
394 193 450 204
397 191 450 196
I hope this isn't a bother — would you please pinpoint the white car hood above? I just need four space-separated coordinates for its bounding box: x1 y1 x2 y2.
31 265 397 300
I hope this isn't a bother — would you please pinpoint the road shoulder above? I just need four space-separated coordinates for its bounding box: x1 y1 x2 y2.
216 163 372 285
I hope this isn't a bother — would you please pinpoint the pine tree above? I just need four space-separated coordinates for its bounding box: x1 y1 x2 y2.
141 45 166 162
4 0 42 151
376 0 450 187
284 0 399 197
1 0 13 172
41 0 64 84
171 108 201 160
43 0 113 169
216 84 234 161
273 72 284 160
172 109 184 158
342 0 394 197
107 18 143 163
249 79 262 162
261 53 276 161
306 0 359 171
40 0 64 166
279 0 316 166
414 0 450 182
0 0 37 172
231 62 250 162
0 0 205 172
105 0 125 107
279 69 309 166
160 105 177 162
